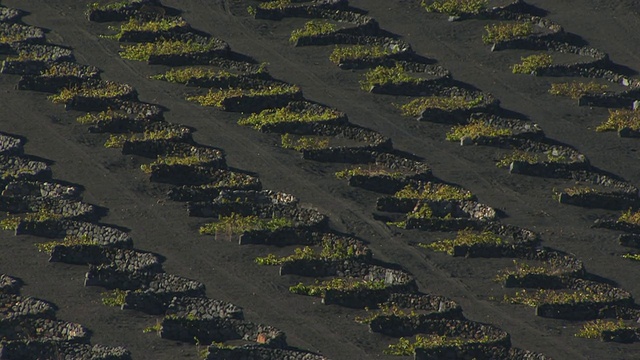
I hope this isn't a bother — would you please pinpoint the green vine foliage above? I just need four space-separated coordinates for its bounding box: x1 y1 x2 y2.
596 109 640 132
238 105 340 129
329 45 398 64
35 234 97 253
422 0 488 16
140 155 211 174
575 319 634 339
76 109 126 125
255 238 359 265
142 320 162 334
289 278 386 297
494 260 563 282
89 0 141 11
105 17 188 40
49 82 131 103
446 120 512 141
101 289 127 307
281 134 329 151
0 209 63 231
622 253 640 262
482 22 533 44
512 54 553 74
408 203 434 220
199 213 292 235
335 166 404 180
619 208 640 225
549 81 609 100
397 95 485 117
258 0 291 10
420 229 504 255
104 128 186 148
359 63 420 91
495 150 539 168
504 288 615 307
561 186 597 196
290 20 337 43
186 84 300 108
152 67 236 83
385 334 493 355
120 38 222 61
393 182 473 201
355 302 418 324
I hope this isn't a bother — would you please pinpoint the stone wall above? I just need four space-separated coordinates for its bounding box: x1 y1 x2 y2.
204 344 328 360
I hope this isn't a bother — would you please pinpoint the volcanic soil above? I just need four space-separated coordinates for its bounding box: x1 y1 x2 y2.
2 0 640 359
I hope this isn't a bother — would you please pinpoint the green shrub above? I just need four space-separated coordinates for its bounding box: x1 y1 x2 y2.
238 105 340 129
0 209 63 231
0 214 20 231
281 134 329 151
210 172 260 189
0 33 35 44
549 81 609 100
355 302 417 324
120 38 222 61
49 82 132 103
423 0 488 16
255 238 359 265
496 150 567 168
495 260 564 282
142 321 162 334
397 95 485 117
553 185 595 201
335 166 403 179
596 109 640 132
393 183 473 201
101 289 127 307
1 166 38 181
504 288 614 307
289 278 386 297
35 234 97 253
41 63 98 78
512 54 553 74
186 84 300 109
208 341 236 350
576 319 633 339
104 128 185 148
482 22 533 44
5 52 50 62
561 186 597 196
618 208 640 225
152 67 236 83
446 120 511 141
623 253 640 261
199 213 292 235
89 0 140 11
360 63 420 91
76 109 124 125
420 229 504 255
290 20 337 43
385 334 493 356
495 150 539 168
140 155 211 173
105 17 188 40
407 203 434 219
329 45 398 65
546 150 567 163
121 17 187 33
258 0 291 9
